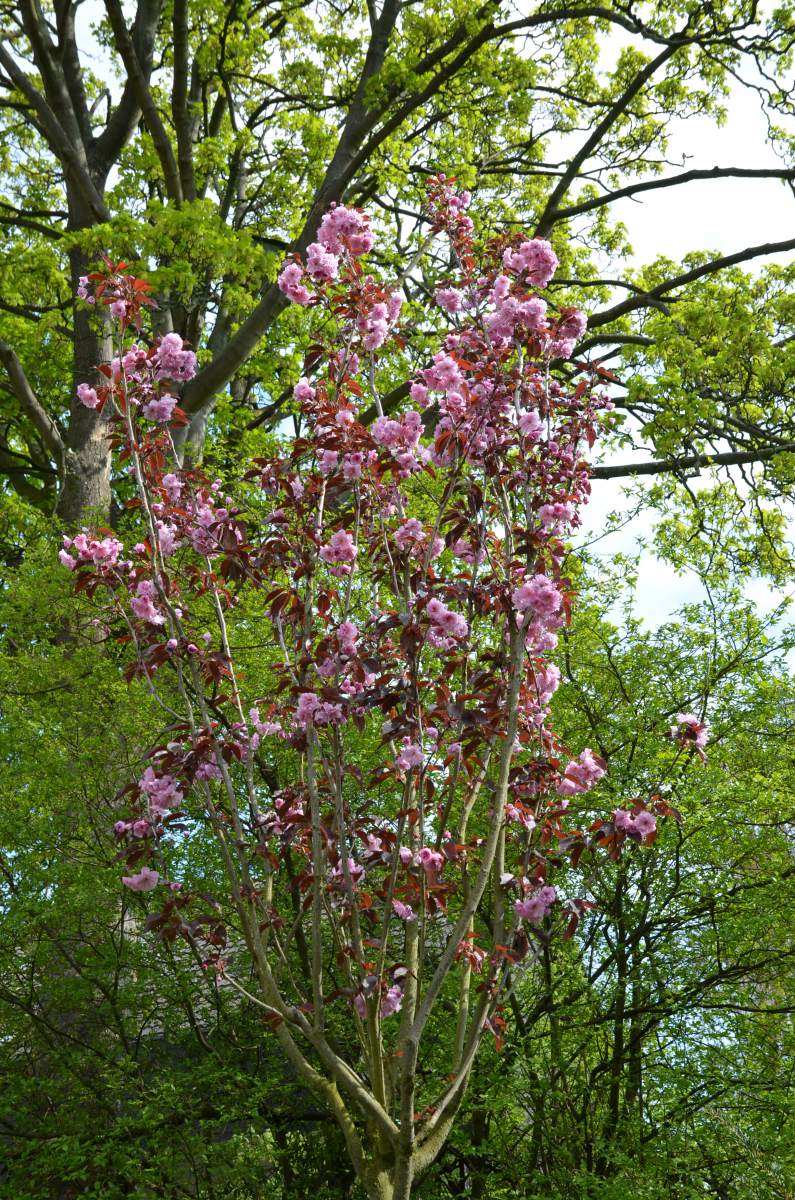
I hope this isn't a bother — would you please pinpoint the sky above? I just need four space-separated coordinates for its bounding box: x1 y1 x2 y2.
571 37 795 632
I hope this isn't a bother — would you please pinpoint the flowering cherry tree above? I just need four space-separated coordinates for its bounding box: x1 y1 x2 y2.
60 180 683 1200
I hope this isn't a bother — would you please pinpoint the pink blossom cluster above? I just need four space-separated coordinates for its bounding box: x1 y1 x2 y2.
59 532 124 571
672 711 709 760
277 262 312 306
77 381 100 408
502 238 559 288
295 692 345 729
317 205 374 257
371 410 424 475
556 749 606 796
354 983 403 1020
319 528 358 574
131 579 165 625
153 332 197 382
142 393 177 423
512 573 563 618
426 597 468 644
122 866 160 892
357 292 402 351
515 884 557 923
399 845 444 881
139 766 184 814
614 809 657 841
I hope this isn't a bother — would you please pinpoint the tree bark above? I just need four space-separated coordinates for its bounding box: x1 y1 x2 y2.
56 243 114 525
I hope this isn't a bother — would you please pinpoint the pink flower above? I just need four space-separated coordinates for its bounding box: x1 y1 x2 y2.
502 238 559 288
632 810 657 838
296 693 320 727
293 377 315 402
318 449 339 473
58 549 77 570
122 866 160 892
538 501 575 531
519 409 542 440
613 808 657 841
319 529 357 571
337 620 358 655
306 241 339 282
131 579 165 625
423 352 462 393
417 847 443 879
436 287 463 313
356 301 390 351
110 299 127 318
317 205 374 256
426 597 468 640
381 984 403 1018
396 739 423 770
392 900 415 921
556 748 606 796
394 518 424 551
515 885 556 923
139 767 183 814
157 521 179 556
162 472 183 502
154 333 197 381
142 393 177 422
77 382 100 409
674 712 709 753
557 307 587 341
511 574 562 618
277 262 312 305
343 452 364 480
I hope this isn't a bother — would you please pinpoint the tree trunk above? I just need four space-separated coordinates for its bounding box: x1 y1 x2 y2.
56 244 114 525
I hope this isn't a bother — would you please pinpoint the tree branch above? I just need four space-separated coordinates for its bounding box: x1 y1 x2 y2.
0 340 65 462
0 42 109 222
534 36 687 238
587 235 795 329
550 165 795 223
103 0 182 203
590 442 795 481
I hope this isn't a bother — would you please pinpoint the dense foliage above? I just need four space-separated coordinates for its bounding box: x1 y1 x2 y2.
1 2 794 1198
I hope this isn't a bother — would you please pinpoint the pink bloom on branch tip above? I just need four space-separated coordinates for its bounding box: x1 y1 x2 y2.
674 712 709 750
502 238 559 288
131 579 165 626
381 984 403 1018
305 241 339 282
396 739 423 771
319 528 357 569
613 808 657 841
142 394 177 422
277 261 312 305
293 377 315 402
317 204 374 256
515 885 557 923
77 382 100 409
435 287 463 314
556 748 606 796
154 333 196 381
511 574 562 618
392 900 415 921
122 866 160 892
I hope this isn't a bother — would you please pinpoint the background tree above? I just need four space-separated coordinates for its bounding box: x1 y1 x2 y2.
1 0 795 522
